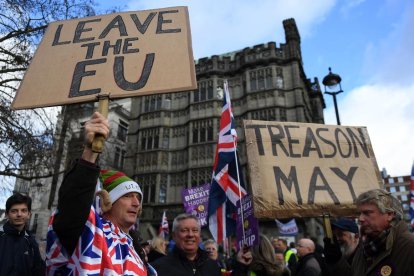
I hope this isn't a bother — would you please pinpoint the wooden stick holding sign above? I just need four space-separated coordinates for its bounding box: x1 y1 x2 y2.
323 214 333 239
91 95 110 153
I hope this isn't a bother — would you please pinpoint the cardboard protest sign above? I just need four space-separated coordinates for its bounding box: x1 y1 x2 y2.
182 183 210 226
236 194 259 250
12 6 196 109
244 120 382 218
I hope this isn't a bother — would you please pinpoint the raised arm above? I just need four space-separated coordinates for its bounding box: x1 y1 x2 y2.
53 112 109 255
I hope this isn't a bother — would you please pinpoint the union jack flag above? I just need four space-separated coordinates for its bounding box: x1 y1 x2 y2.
208 80 247 243
158 211 169 239
410 161 414 230
46 206 147 276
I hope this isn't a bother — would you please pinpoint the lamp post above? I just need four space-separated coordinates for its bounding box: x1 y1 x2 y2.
322 67 343 125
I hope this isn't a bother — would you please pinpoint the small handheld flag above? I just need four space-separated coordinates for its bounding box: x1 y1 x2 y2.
158 211 169 239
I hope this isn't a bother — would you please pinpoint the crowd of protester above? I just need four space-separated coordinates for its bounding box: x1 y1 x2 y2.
2 111 414 276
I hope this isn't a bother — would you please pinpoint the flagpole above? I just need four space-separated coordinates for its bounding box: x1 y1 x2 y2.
410 160 414 231
233 139 246 245
225 79 246 245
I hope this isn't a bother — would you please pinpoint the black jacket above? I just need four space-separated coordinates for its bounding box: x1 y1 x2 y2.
53 158 100 255
147 249 166 263
296 253 322 276
0 221 45 275
151 246 221 276
152 246 248 276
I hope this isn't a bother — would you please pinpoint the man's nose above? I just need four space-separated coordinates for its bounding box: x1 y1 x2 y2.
131 195 140 206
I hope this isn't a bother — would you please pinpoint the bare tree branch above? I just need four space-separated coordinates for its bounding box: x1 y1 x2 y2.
0 169 65 180
0 0 103 186
0 25 47 43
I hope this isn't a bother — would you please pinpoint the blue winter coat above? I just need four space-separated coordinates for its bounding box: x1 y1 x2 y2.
0 221 45 275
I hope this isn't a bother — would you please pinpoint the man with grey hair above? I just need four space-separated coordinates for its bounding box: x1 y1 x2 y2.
337 189 414 275
203 239 226 271
151 213 252 275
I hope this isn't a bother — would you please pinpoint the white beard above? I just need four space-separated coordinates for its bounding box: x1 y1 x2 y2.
340 243 355 258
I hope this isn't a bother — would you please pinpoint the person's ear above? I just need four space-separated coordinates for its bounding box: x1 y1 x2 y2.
96 190 112 213
387 212 395 222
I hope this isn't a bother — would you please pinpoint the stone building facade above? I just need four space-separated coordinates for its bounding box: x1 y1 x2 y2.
124 18 325 238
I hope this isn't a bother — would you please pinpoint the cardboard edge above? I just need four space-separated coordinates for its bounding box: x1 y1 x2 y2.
12 80 198 110
243 119 265 219
183 6 197 91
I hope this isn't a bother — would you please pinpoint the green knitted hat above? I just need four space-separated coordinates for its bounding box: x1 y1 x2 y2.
99 169 143 203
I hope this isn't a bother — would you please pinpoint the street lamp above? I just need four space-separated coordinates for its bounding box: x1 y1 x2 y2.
322 67 343 125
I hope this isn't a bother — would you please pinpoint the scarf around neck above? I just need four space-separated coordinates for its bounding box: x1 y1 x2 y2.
363 229 390 258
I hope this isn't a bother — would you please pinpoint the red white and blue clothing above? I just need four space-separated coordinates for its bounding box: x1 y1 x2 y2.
45 159 147 276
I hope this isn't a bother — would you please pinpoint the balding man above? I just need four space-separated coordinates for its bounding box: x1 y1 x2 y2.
295 238 321 276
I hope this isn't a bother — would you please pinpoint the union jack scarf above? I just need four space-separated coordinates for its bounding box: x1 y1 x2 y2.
46 205 147 276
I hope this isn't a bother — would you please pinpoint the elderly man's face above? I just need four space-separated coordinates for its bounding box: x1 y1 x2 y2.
358 203 393 237
204 243 218 260
296 239 312 258
173 218 201 258
333 228 358 257
334 228 354 246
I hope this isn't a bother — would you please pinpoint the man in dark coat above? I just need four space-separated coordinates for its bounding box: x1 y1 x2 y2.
0 193 45 275
295 238 321 276
151 213 252 276
329 189 414 275
203 239 226 271
323 218 359 274
352 189 414 275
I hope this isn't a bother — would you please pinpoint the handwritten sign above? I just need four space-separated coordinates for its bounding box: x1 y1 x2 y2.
12 6 196 109
244 120 382 218
182 183 210 226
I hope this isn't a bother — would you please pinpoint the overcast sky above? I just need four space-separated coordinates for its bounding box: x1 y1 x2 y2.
101 0 413 177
